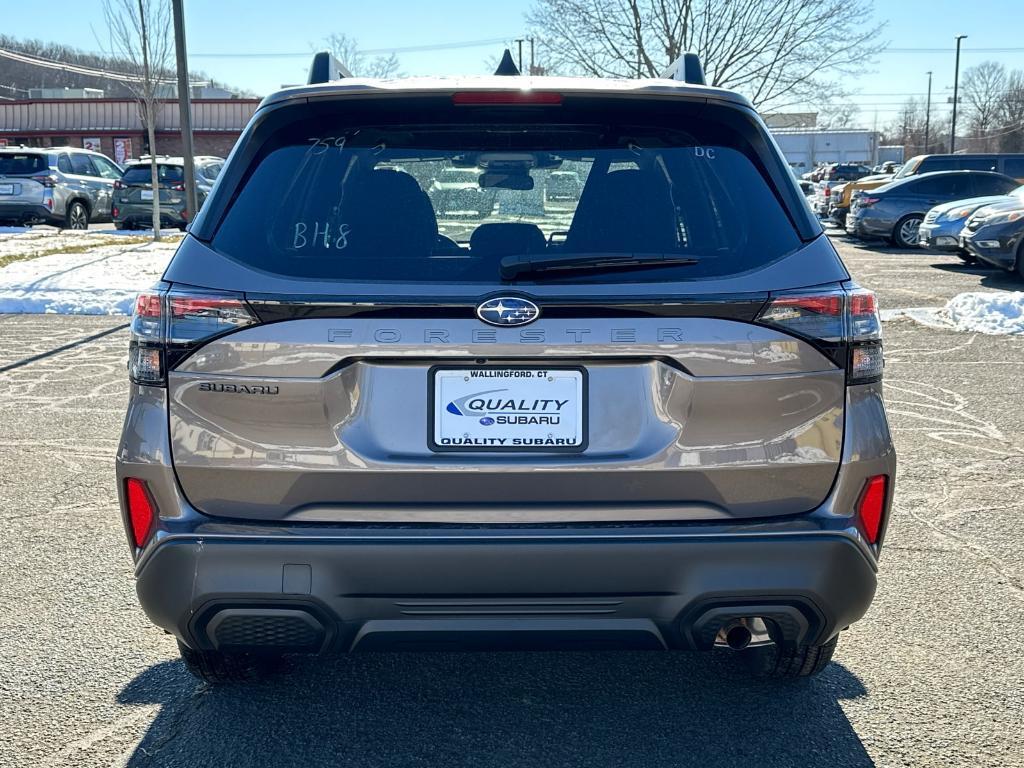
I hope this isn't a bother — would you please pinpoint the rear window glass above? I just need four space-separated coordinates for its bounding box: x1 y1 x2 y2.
0 153 47 175
122 164 184 184
211 113 802 284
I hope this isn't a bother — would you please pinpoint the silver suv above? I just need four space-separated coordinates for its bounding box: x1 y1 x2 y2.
116 54 895 683
0 146 123 228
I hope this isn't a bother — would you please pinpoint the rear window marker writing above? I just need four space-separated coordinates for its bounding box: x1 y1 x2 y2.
294 222 351 249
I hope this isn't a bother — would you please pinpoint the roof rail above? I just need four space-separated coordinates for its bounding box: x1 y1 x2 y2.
307 51 353 84
493 49 521 76
660 53 706 85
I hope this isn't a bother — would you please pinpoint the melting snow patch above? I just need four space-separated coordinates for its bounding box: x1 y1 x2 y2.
882 292 1024 335
0 239 178 314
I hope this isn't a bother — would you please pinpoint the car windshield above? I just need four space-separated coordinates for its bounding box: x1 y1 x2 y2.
211 118 802 284
0 153 47 175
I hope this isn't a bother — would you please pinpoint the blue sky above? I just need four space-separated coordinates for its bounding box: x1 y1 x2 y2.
3 0 1024 129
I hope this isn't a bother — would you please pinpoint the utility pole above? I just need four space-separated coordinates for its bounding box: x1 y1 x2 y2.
514 38 524 74
924 71 932 153
172 0 197 224
529 37 535 75
950 35 967 154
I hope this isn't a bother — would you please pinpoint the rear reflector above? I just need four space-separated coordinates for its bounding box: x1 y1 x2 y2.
125 478 156 548
452 91 563 106
857 475 888 544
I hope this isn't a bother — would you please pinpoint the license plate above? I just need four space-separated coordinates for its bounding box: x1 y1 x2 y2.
140 189 154 200
430 366 587 452
0 183 15 195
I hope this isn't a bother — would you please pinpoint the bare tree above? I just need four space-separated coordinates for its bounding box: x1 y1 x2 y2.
996 69 1024 152
961 61 1007 152
100 0 174 240
323 34 402 78
817 101 861 130
526 0 885 110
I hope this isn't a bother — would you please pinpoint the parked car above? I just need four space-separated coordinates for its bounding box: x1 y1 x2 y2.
830 174 906 228
919 184 1024 261
845 170 1019 248
961 198 1024 276
870 161 900 175
821 163 874 184
428 166 495 218
0 146 123 228
811 163 875 218
894 153 1024 183
112 156 223 230
117 55 894 684
545 170 582 201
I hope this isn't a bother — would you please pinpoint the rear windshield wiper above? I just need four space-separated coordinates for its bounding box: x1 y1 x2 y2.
500 251 700 280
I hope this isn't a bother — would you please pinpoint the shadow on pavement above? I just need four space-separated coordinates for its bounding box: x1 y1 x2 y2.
118 650 873 767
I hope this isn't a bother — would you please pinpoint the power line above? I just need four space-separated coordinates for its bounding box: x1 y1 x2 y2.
187 37 510 59
0 46 209 86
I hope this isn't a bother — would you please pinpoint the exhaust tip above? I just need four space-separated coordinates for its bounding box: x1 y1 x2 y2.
725 623 753 650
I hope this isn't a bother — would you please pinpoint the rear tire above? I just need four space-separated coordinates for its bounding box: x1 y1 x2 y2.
892 214 923 249
177 641 285 684
63 201 89 230
742 635 838 678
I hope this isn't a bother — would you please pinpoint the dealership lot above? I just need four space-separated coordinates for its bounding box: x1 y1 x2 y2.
0 235 1022 767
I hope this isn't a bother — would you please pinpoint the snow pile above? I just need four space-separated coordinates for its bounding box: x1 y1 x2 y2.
883 292 1024 335
943 292 1024 335
0 238 178 314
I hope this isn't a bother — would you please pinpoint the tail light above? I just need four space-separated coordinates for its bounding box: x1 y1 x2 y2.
124 477 156 548
113 179 126 190
856 475 888 544
452 91 563 105
824 186 831 197
31 174 59 188
859 196 880 207
756 285 883 384
112 206 120 218
170 182 185 192
128 288 256 385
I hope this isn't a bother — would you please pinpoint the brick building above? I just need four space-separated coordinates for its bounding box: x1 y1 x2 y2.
0 97 259 163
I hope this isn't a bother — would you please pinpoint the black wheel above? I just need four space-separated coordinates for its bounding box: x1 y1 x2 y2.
63 201 89 230
892 214 923 249
742 635 838 678
177 641 285 684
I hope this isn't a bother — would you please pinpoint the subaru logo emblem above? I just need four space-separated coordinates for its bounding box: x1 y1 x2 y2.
476 297 540 327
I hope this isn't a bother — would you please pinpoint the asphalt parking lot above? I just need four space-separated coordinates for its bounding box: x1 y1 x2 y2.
1 232 1022 767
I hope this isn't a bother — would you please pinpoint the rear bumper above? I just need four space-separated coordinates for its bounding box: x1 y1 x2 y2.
0 201 61 226
845 212 892 239
137 528 877 654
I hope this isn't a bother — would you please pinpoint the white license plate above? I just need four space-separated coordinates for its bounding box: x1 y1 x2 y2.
431 367 587 452
0 183 15 195
140 189 154 200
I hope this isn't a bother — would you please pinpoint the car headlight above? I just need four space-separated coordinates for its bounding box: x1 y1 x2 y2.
983 210 1024 225
944 207 975 221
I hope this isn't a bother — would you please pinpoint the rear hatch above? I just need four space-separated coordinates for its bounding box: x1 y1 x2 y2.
0 152 50 206
116 163 184 208
142 88 868 524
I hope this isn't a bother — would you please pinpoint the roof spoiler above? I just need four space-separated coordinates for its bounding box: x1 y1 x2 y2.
660 53 706 85
493 49 521 76
307 51 353 84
